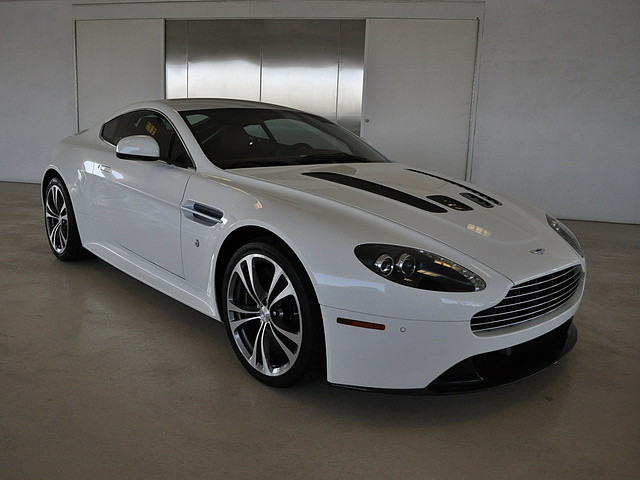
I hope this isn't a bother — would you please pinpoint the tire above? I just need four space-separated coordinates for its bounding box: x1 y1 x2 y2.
222 240 322 387
44 177 89 261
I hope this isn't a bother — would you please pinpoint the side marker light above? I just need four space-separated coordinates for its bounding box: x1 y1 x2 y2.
337 318 386 331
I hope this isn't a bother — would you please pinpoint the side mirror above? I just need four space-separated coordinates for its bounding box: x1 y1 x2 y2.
116 135 160 161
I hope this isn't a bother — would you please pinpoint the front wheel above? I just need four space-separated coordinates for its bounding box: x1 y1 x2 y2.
222 240 322 387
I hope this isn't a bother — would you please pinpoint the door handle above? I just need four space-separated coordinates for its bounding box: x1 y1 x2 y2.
181 201 224 226
98 164 112 173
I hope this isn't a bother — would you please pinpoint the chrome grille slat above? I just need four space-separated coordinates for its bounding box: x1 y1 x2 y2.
514 267 576 289
471 315 545 333
503 269 580 299
474 292 579 326
473 292 577 331
492 278 580 311
472 287 578 327
476 275 581 317
471 266 583 333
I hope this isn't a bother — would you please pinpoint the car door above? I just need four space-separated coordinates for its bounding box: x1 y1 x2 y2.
92 109 193 277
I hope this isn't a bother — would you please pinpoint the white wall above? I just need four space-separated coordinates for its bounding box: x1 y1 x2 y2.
0 0 638 224
0 0 76 183
76 19 165 129
473 0 640 224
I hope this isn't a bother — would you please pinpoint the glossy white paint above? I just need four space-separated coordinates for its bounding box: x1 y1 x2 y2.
89 157 190 277
44 99 586 390
323 284 583 389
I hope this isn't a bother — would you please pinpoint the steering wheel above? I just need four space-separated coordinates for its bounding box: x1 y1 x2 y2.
292 143 313 152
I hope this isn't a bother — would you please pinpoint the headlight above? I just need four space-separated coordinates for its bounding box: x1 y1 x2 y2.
355 244 486 292
546 214 584 257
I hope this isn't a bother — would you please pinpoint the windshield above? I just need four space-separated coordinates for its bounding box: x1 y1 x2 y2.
179 108 390 169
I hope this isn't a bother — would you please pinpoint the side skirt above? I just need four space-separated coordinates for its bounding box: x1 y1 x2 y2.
84 241 221 321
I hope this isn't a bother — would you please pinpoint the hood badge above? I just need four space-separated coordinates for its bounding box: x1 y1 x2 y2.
530 248 545 255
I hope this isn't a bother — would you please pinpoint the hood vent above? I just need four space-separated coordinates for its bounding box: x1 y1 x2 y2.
303 172 447 213
460 192 494 209
406 169 502 206
427 195 473 211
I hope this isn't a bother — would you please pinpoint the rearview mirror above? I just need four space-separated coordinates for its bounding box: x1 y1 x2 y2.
116 135 160 161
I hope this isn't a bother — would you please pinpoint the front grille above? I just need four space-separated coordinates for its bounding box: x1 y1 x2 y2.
471 266 583 333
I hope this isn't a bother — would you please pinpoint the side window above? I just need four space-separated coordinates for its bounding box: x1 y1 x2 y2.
101 115 123 145
101 110 192 168
101 110 149 145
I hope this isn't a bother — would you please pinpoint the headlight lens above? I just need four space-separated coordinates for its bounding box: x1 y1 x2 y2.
546 214 584 257
355 244 486 292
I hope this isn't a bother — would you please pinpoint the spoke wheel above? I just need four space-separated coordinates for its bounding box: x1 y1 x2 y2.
222 241 321 387
45 184 69 254
43 177 89 261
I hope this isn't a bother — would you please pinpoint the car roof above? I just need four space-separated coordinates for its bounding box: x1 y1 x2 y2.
97 98 307 128
160 98 296 112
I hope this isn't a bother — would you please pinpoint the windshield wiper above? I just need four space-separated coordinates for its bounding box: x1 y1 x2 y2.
295 153 369 165
224 160 290 169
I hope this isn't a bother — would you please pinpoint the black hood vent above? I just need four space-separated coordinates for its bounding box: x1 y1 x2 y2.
303 172 447 213
406 168 502 206
460 192 494 208
427 195 473 211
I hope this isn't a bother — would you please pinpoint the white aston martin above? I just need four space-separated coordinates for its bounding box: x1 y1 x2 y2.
43 99 585 391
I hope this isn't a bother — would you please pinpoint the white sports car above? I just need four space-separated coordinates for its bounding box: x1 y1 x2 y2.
43 99 585 392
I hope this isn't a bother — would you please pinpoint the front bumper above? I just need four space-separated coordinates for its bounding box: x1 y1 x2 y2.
321 284 582 391
329 319 577 394
425 319 576 393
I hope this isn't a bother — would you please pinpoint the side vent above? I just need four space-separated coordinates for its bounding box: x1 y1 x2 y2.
407 169 502 206
427 195 473 211
181 201 224 226
460 192 494 209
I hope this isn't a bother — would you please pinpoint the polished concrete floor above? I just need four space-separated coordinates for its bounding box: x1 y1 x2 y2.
0 181 638 479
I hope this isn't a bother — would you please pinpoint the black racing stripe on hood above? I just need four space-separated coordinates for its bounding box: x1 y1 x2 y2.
406 168 503 206
302 172 447 213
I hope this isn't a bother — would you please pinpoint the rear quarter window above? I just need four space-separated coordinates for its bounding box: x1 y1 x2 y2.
101 117 120 145
100 110 158 146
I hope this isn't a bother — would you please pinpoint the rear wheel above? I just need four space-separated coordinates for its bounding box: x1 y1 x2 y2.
44 177 88 261
222 240 322 387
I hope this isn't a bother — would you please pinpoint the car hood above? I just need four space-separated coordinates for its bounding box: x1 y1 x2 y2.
233 162 581 283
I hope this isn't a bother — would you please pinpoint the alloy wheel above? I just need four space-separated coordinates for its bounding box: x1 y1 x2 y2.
226 253 303 377
45 184 69 254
